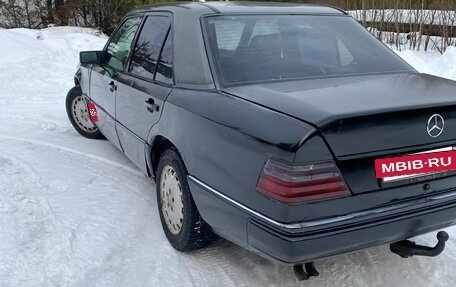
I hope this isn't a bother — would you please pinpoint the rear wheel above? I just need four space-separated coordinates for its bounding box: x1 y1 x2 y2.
156 148 215 251
65 86 104 139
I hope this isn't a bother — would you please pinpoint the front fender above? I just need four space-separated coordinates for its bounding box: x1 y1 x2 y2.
74 65 92 98
74 65 82 86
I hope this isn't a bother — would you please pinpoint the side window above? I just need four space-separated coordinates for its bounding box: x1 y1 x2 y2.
155 32 173 84
105 17 142 71
129 16 171 81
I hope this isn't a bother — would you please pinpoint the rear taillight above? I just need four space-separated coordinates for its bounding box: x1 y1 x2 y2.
257 159 350 203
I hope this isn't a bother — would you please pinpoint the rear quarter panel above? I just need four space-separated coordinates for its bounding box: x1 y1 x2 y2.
148 89 322 226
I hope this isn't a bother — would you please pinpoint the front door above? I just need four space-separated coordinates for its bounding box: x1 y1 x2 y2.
89 16 142 148
116 14 173 172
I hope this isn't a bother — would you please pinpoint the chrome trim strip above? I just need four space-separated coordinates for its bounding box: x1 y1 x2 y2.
188 175 456 230
188 175 301 229
116 120 146 144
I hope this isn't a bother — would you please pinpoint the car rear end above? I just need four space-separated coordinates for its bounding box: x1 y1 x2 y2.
249 133 456 264
201 11 456 264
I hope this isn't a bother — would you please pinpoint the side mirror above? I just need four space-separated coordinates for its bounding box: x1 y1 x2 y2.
80 51 103 65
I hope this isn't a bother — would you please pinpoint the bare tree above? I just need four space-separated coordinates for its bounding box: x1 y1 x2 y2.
0 0 455 52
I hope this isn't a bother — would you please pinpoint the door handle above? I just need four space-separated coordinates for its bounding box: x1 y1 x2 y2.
109 81 117 92
144 98 159 113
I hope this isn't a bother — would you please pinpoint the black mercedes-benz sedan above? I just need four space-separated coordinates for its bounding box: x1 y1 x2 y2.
66 1 456 274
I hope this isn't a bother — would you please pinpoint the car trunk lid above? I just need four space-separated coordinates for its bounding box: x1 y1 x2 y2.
223 73 456 159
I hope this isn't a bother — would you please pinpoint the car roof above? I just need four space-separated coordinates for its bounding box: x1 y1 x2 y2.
125 2 347 90
201 1 345 14
129 1 346 16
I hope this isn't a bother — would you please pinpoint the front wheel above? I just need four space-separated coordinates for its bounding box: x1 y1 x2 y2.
65 86 104 139
156 149 215 251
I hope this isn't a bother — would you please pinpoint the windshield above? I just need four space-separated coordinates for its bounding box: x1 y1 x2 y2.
204 15 414 87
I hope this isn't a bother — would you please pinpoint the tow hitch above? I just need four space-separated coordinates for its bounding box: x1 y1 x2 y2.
390 231 449 258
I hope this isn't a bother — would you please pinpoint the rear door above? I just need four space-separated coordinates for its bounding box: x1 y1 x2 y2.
115 14 173 172
90 16 142 148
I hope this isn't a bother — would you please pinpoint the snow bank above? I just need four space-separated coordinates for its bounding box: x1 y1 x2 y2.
0 27 107 65
428 46 456 80
396 47 456 81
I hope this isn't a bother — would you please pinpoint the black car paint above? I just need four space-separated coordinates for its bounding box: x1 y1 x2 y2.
89 64 123 149
225 73 456 158
116 72 171 172
74 2 456 264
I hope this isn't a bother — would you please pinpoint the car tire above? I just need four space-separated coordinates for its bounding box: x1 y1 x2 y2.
65 86 104 140
156 148 215 251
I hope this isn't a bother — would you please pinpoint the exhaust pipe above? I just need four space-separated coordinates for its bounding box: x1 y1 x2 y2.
293 262 319 281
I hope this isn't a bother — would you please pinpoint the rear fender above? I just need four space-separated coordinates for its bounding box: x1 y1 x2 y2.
147 88 320 225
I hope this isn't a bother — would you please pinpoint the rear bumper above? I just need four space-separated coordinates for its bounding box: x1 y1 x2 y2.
188 176 456 264
248 202 456 264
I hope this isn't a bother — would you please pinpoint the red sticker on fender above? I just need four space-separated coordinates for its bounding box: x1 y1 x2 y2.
87 103 98 122
375 150 456 179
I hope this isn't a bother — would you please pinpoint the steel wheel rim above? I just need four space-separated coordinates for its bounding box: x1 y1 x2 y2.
160 165 184 235
71 96 97 133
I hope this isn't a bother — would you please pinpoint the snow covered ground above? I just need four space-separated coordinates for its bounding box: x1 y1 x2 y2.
0 27 456 287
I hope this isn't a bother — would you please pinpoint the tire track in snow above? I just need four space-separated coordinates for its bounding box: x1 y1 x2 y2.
0 134 144 176
0 136 153 206
0 137 158 286
0 152 76 286
179 241 244 287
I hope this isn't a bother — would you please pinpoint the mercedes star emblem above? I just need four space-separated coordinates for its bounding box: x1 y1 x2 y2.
427 114 445 138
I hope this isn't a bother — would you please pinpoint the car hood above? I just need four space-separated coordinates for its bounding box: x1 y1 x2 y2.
223 73 456 158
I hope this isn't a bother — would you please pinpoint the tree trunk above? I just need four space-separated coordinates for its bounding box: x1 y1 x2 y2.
55 0 68 25
82 3 88 26
46 0 54 24
24 0 32 28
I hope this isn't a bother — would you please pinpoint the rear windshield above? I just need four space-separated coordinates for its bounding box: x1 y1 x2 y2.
203 15 414 86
